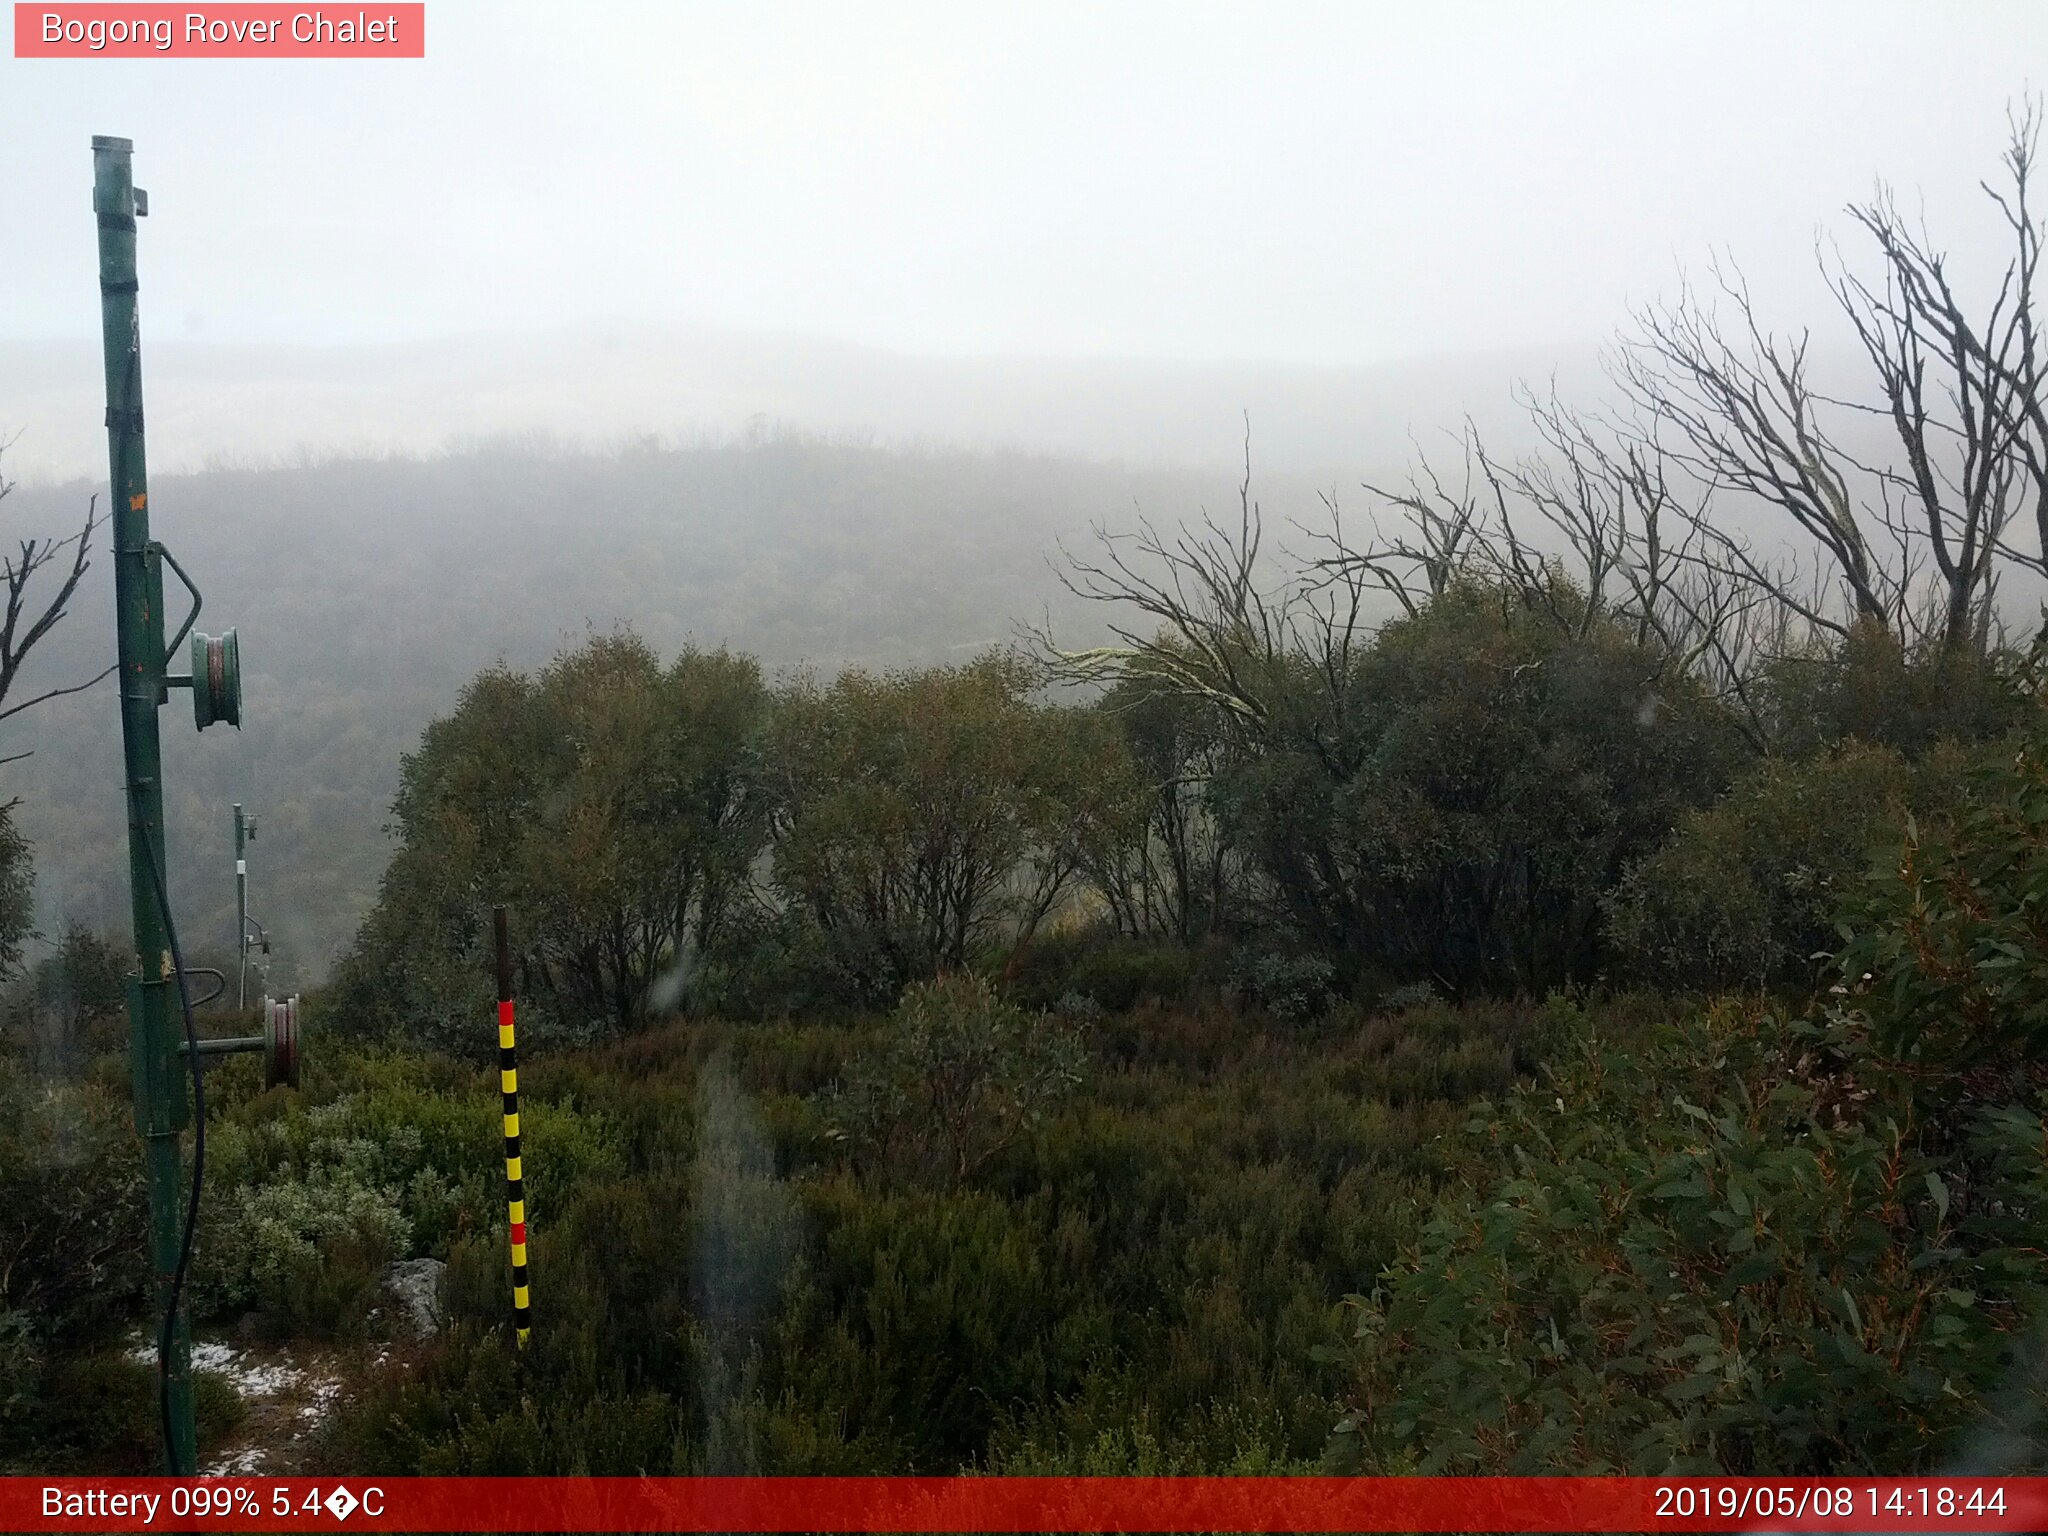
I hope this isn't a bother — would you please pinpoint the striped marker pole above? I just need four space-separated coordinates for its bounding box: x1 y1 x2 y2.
494 905 531 1348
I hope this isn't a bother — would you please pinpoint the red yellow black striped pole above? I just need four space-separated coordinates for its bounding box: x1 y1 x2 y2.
494 906 531 1348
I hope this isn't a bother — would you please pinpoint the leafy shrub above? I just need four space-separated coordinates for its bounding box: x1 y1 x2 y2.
0 1350 246 1473
36 923 128 1018
1603 742 1950 990
1759 621 2031 758
820 974 1087 1185
0 1079 147 1342
201 1054 628 1290
1049 991 1105 1023
991 1396 1314 1475
1372 979 1440 1013
203 1160 410 1337
2 923 129 1074
331 983 1538 1476
329 638 769 1048
30 1353 159 1471
1003 933 1205 1014
1227 947 1337 1022
769 912 915 1015
0 808 29 986
194 1368 249 1447
1838 734 2048 1064
0 1077 148 1457
333 1307 687 1475
680 905 886 1018
1211 582 1744 991
779 1176 1117 1468
765 653 1130 993
1335 1002 2048 1473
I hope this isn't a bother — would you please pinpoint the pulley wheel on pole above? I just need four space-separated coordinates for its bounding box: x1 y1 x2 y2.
261 995 300 1090
190 628 241 730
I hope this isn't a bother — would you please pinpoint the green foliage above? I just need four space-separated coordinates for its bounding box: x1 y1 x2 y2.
324 985 1519 1476
23 432 2048 1482
204 1164 410 1338
1226 946 1337 1022
0 1076 150 1468
1760 621 2032 758
188 1044 624 1348
1337 1002 2048 1473
1215 582 1745 991
0 1078 147 1351
990 1400 1314 1474
765 653 1133 1005
24 1354 159 1472
1084 673 1239 942
820 974 1088 1185
14 1351 246 1474
9 439 1217 986
3 922 130 1074
1838 733 2048 1063
0 808 30 985
1000 930 1206 1014
200 1050 626 1303
35 923 128 1017
337 638 1145 1033
783 1177 1117 1467
331 636 768 1048
1605 742 1976 991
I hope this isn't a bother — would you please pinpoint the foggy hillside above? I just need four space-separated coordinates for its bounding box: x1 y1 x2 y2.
2 432 1339 983
12 6 2048 1485
0 323 1949 989
0 325 1613 987
0 325 1593 487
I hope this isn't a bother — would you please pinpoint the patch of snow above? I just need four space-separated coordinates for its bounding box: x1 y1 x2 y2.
204 1447 267 1476
298 1380 342 1423
126 1336 304 1398
127 1327 350 1476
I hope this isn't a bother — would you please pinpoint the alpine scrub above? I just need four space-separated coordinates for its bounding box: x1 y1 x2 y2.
1336 1002 2048 1474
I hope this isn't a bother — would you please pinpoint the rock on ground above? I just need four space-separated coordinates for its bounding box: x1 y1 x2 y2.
380 1257 446 1337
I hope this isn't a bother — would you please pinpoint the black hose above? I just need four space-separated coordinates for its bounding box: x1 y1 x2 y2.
136 824 205 1476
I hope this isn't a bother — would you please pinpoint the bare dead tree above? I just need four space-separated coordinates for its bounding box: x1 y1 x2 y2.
1312 425 1499 619
1826 97 2044 658
1498 391 1800 749
1984 102 2048 601
1612 259 1906 640
1046 106 2043 765
1031 431 1372 760
1610 101 2046 662
0 443 115 776
1294 387 1816 752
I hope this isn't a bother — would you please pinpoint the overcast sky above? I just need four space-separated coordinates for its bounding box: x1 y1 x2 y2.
2 1 2042 368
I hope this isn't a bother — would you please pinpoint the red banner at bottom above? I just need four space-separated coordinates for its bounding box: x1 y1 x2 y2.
7 1476 2045 1533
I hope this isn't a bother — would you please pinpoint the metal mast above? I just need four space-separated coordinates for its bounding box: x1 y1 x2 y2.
93 132 195 1475
234 802 252 1008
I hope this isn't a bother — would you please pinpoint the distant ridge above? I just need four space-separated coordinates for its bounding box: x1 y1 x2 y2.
0 323 1599 487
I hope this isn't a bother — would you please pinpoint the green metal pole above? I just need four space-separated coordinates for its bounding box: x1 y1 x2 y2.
94 133 196 1476
234 803 247 1009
